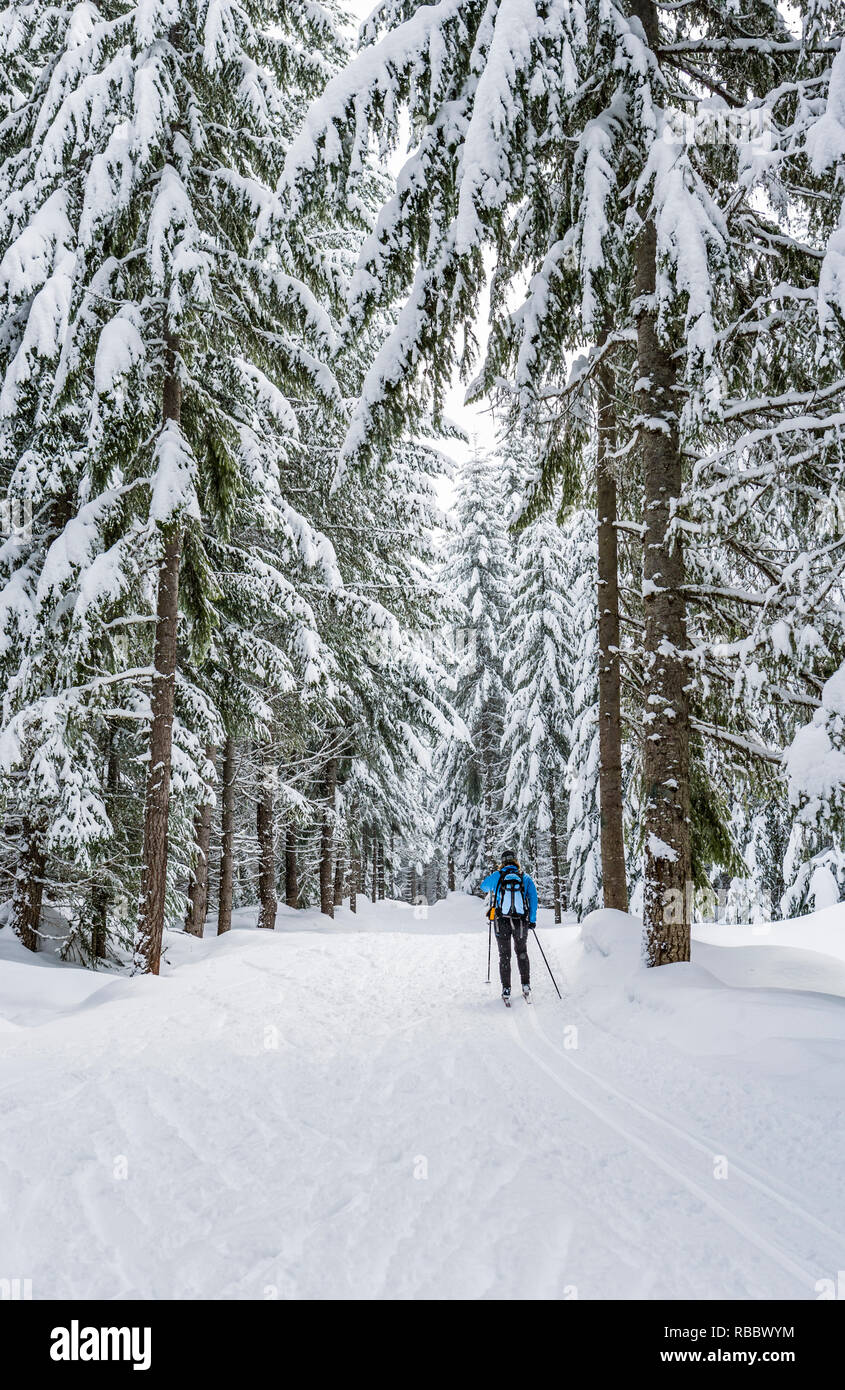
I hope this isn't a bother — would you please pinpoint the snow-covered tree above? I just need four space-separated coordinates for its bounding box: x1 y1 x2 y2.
503 510 571 919
559 510 602 918
279 0 817 963
0 0 349 965
435 447 512 889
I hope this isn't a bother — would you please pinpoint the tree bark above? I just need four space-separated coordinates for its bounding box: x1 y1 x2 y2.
285 829 299 908
632 116 692 963
377 838 385 900
348 850 358 913
185 743 216 937
361 825 370 899
333 838 345 908
11 821 46 954
217 735 236 935
448 855 455 893
319 757 337 918
409 865 417 905
136 340 183 975
549 786 562 925
596 341 628 912
257 746 276 931
93 740 120 959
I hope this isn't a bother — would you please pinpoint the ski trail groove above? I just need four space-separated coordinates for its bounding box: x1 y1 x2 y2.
507 1010 820 1293
528 1003 845 1257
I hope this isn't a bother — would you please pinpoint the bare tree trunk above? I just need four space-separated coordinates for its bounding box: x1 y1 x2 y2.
631 80 692 962
10 821 46 954
448 855 455 893
285 829 299 908
550 786 562 925
371 832 378 902
483 753 495 866
217 736 236 935
347 803 359 912
93 741 120 958
319 757 337 918
333 837 345 908
185 743 216 937
409 865 417 904
136 342 183 976
257 747 276 931
389 828 395 899
377 839 385 900
348 849 358 913
596 342 628 913
361 825 370 899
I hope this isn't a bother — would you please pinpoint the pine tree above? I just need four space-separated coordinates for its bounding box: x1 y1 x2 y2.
279 0 786 960
0 0 348 965
436 447 513 888
503 508 571 919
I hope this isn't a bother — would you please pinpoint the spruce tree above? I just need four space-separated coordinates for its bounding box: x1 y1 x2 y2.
436 447 513 888
0 0 347 966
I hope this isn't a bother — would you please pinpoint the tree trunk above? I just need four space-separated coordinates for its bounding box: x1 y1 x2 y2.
93 741 120 959
361 825 370 899
11 821 46 954
217 735 236 935
633 125 692 964
389 828 395 899
285 829 299 908
377 838 385 900
333 838 345 908
409 865 417 905
371 834 378 902
319 757 337 918
348 850 358 913
448 855 455 892
596 341 628 912
135 342 183 974
185 743 216 937
257 746 276 930
549 786 562 925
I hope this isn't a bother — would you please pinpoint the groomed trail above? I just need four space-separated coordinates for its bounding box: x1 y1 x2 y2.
1 893 844 1300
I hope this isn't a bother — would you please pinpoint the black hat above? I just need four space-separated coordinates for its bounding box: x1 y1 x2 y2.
500 849 517 864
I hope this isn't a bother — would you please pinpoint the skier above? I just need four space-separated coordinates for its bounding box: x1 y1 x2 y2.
480 851 538 1005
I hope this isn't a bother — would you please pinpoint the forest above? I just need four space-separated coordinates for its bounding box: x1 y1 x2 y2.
0 0 843 975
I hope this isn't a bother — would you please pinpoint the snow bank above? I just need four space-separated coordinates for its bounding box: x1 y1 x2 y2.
579 907 642 966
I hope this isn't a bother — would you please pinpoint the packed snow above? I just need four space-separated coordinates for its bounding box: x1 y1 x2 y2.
1 892 844 1300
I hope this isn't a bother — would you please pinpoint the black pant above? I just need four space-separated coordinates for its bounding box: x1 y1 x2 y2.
495 915 530 990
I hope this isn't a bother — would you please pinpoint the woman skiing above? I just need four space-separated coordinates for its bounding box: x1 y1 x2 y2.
480 851 538 1005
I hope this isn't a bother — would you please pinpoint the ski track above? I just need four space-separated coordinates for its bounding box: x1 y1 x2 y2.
528 1004 845 1254
512 1008 833 1295
1 898 843 1299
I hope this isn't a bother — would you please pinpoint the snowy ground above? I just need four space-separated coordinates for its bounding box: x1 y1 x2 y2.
1 893 844 1300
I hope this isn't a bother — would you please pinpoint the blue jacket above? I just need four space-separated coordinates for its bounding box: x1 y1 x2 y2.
480 865 538 924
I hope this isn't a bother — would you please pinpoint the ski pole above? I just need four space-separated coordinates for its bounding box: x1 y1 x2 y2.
486 909 492 983
530 924 562 999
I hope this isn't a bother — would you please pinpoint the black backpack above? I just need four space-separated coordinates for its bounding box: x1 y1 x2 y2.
495 864 526 920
